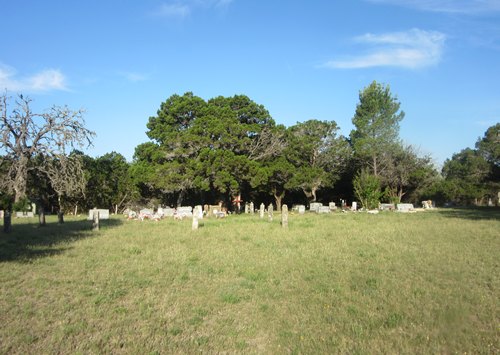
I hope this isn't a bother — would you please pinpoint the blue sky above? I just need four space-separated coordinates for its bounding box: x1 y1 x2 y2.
1 0 499 167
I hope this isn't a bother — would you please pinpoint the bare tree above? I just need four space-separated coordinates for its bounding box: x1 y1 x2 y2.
0 94 94 223
39 154 87 223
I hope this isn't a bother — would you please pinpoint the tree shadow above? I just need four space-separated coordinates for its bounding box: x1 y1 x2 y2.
436 207 500 221
0 217 123 262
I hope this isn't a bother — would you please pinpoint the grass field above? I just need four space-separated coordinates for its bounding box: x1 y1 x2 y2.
0 208 498 354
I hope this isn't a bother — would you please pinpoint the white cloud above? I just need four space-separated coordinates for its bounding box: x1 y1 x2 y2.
157 2 191 18
366 0 500 14
154 0 233 19
0 64 68 92
118 71 149 82
323 29 446 69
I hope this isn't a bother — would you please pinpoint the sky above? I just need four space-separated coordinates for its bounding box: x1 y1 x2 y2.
1 0 499 167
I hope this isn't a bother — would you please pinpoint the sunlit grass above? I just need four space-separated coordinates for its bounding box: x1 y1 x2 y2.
0 209 498 354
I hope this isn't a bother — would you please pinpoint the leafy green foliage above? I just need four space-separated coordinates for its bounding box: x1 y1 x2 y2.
353 169 382 209
350 81 404 176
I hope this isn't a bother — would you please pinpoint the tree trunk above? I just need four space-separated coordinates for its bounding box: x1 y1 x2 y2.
273 189 285 212
176 189 186 207
57 211 64 224
3 210 12 233
57 195 64 224
39 206 46 227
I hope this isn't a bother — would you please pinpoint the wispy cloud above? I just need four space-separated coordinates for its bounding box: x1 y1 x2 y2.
323 29 446 69
0 64 68 92
153 0 233 19
157 2 191 18
118 71 149 83
365 0 500 14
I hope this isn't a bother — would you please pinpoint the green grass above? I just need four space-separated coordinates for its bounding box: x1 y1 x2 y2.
0 209 499 354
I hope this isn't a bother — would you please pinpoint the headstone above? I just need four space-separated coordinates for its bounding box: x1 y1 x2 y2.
268 204 273 222
88 209 109 220
259 203 265 219
163 208 175 217
310 202 322 213
318 206 330 213
192 207 199 230
250 202 254 214
207 205 221 217
31 203 36 214
281 204 288 228
329 202 336 211
379 203 395 211
195 205 204 219
351 202 357 211
488 198 494 207
396 203 415 213
244 203 250 214
0 210 3 219
177 206 193 218
297 205 305 214
92 209 100 231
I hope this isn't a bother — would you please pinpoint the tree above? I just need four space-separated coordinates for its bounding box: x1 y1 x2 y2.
350 81 404 177
353 168 382 210
84 152 138 213
287 119 352 203
0 94 95 205
381 144 437 203
442 148 490 205
39 154 86 223
140 93 277 207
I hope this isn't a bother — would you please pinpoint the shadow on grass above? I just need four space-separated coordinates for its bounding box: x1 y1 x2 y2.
437 207 500 221
0 217 123 263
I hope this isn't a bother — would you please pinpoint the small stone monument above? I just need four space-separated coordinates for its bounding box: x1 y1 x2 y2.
297 205 305 214
244 203 249 214
192 207 199 230
351 202 357 211
268 203 273 222
259 203 265 219
250 202 254 214
92 208 100 231
281 204 288 228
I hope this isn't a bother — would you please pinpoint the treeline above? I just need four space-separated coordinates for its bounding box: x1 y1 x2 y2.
1 82 499 218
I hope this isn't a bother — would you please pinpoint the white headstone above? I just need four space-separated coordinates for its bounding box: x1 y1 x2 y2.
297 205 306 214
351 202 357 211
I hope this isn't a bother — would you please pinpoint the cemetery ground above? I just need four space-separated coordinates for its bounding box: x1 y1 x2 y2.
0 209 498 354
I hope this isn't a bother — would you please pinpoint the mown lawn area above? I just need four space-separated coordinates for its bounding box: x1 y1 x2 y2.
0 208 498 354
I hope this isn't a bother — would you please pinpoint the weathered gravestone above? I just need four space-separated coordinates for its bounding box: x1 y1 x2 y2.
268 204 273 222
297 205 305 214
195 205 203 219
351 202 357 211
192 206 201 230
91 209 100 231
309 202 322 213
396 203 415 213
88 209 110 220
177 206 193 218
329 202 336 211
249 202 254 214
379 203 395 211
259 203 265 219
318 206 330 214
244 203 250 214
281 204 288 228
